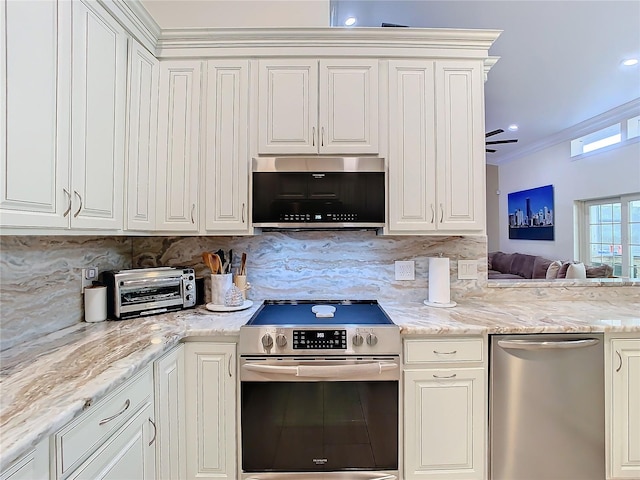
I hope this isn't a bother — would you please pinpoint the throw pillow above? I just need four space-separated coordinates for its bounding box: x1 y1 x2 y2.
557 262 570 278
546 260 562 279
566 262 587 279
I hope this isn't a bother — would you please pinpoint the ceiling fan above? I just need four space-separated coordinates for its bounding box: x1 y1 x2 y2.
485 129 518 153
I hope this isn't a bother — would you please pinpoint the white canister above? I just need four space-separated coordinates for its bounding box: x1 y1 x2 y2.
84 285 107 322
210 273 233 305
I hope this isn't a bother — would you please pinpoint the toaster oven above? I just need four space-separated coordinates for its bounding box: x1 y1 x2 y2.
102 267 196 319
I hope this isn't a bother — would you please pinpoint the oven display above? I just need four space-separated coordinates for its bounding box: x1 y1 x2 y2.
293 330 347 349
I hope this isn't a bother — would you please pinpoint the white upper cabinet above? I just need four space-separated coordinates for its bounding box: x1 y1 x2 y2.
388 61 437 232
70 0 127 230
0 0 71 228
204 60 250 234
126 40 159 231
435 60 485 232
258 59 378 155
388 60 485 234
156 61 202 232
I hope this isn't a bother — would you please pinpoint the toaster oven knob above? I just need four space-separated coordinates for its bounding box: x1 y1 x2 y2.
275 334 287 348
186 294 193 302
352 333 364 347
366 333 378 346
261 333 274 350
186 283 193 290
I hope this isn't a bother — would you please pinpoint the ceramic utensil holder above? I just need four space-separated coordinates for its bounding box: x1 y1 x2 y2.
210 273 232 305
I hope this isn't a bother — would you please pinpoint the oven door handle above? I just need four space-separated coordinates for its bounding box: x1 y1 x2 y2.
242 362 398 378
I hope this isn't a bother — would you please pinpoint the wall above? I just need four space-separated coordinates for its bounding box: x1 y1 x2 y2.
486 164 500 252
497 139 640 261
0 236 132 351
141 0 330 28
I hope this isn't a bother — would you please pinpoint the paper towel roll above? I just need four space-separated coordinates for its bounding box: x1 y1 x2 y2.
427 257 456 307
84 285 107 322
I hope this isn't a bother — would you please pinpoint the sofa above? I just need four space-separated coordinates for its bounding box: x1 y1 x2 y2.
488 251 613 280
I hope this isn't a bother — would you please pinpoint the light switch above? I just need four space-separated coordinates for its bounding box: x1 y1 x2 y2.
458 260 478 280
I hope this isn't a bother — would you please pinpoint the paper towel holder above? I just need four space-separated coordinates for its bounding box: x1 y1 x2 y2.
423 299 457 308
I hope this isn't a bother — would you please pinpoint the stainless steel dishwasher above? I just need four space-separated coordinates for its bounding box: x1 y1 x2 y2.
490 334 604 479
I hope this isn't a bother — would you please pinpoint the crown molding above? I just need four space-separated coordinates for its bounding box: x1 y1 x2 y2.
98 0 161 53
155 27 502 57
491 97 640 165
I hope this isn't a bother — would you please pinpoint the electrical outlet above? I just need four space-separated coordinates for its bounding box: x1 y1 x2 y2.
395 260 415 280
458 260 478 280
81 267 98 292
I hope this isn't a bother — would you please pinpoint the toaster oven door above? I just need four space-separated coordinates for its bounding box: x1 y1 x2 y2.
118 277 184 316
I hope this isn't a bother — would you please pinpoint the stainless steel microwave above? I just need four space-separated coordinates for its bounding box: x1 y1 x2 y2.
251 157 385 230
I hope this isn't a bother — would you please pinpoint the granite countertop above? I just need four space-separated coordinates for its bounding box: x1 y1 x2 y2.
1 299 639 470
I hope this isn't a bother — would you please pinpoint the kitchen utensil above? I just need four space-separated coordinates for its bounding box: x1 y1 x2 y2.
202 252 214 272
240 252 247 275
211 253 222 274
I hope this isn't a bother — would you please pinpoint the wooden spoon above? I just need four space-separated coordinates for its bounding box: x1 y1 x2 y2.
240 252 247 275
202 252 214 272
210 253 222 274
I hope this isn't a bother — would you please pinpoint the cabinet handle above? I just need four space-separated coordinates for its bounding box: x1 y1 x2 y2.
73 191 82 218
312 127 316 146
190 204 195 224
228 355 233 377
63 189 72 217
242 203 245 223
148 417 157 446
439 203 444 223
616 350 623 372
430 204 435 223
433 373 457 379
98 399 130 425
321 127 325 147
433 350 457 355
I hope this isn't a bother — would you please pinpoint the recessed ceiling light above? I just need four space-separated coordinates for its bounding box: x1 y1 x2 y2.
345 17 357 26
508 124 519 132
622 58 638 66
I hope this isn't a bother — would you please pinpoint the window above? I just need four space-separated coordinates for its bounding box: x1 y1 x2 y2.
570 113 639 157
580 194 640 278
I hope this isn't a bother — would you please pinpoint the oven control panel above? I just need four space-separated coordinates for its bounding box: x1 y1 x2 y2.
293 329 347 349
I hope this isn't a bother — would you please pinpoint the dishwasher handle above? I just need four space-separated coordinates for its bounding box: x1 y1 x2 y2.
497 338 600 350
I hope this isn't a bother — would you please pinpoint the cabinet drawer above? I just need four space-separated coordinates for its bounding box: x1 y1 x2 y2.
55 366 153 479
404 338 484 364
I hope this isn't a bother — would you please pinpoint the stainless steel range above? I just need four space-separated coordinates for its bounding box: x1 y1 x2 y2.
239 300 401 480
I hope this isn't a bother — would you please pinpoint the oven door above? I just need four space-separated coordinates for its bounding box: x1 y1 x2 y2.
240 356 399 479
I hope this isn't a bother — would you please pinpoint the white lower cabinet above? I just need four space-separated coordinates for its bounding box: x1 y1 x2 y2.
606 335 640 479
184 342 236 480
0 439 49 480
154 344 186 480
53 366 155 480
403 337 486 479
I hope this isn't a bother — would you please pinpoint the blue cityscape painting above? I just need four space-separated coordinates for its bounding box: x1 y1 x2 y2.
507 185 555 240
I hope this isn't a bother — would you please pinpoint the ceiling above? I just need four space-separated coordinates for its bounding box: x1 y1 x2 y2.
141 0 640 165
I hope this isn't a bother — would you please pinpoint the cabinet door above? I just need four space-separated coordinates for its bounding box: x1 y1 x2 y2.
404 368 485 479
0 0 71 228
435 61 485 232
319 59 378 154
184 342 236 480
126 40 158 231
610 339 640 478
204 60 249 233
154 344 186 480
258 59 318 154
388 61 436 232
68 403 156 480
0 439 49 480
70 0 127 230
156 61 202 231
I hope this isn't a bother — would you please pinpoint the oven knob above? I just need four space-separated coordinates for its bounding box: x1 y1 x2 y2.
366 333 378 346
352 333 364 347
276 334 287 348
261 334 274 350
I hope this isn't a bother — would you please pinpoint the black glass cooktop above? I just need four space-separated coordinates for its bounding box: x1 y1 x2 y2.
246 300 394 326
